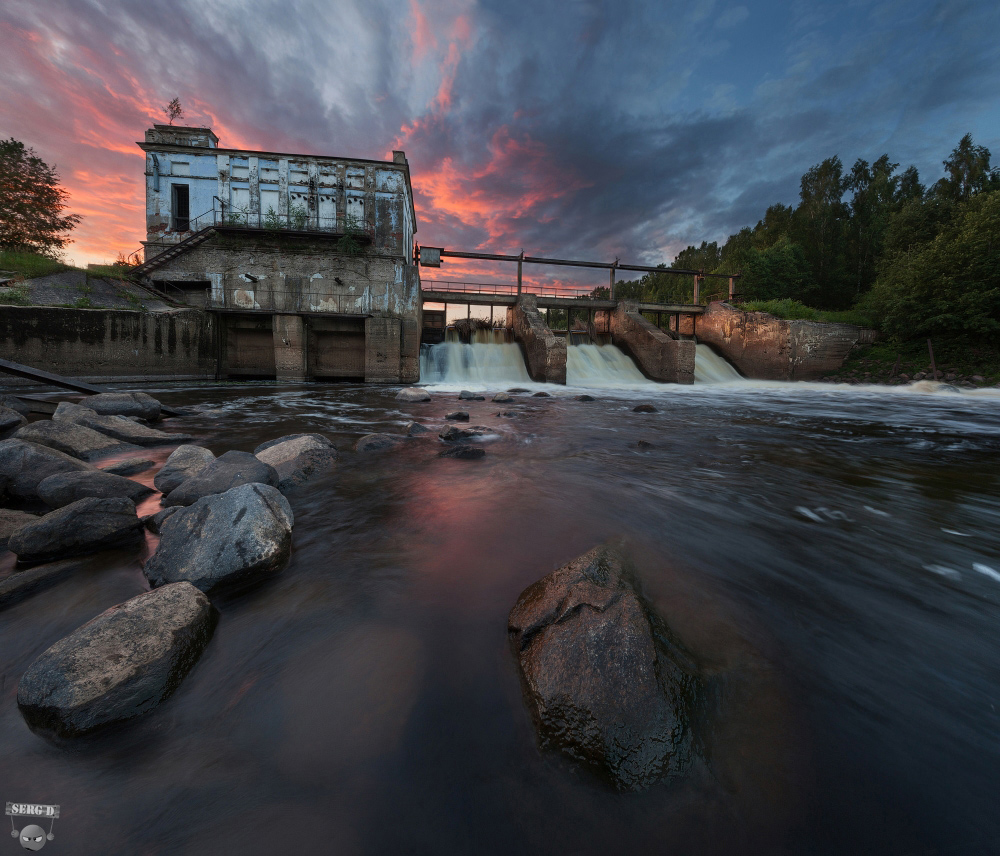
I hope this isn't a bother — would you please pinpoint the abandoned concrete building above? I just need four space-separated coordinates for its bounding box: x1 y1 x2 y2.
136 124 421 382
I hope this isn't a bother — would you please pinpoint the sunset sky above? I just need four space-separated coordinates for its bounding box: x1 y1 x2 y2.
1 0 998 290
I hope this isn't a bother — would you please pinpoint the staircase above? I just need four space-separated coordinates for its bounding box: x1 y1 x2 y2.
132 227 216 277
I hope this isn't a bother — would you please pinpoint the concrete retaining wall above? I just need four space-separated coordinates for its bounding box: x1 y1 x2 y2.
695 302 861 380
609 302 695 384
507 294 566 383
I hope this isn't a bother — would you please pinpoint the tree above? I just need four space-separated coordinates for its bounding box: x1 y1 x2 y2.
792 156 850 307
0 139 81 256
932 133 999 202
163 97 184 125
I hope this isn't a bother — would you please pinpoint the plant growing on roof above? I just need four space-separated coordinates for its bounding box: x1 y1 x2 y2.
163 98 183 125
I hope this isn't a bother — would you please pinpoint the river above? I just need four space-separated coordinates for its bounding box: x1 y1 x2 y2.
1 342 999 854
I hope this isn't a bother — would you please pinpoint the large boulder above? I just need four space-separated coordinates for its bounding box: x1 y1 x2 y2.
439 425 496 442
17 582 217 737
79 392 162 421
0 508 38 546
7 496 144 564
14 420 139 461
508 543 697 791
0 405 27 438
144 483 294 593
101 458 155 476
153 445 215 494
253 433 338 491
0 438 95 505
37 470 155 509
354 433 402 452
0 395 30 416
395 387 431 402
162 450 278 507
53 402 192 446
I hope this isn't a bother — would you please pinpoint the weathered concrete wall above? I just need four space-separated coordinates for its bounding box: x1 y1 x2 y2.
507 294 566 384
273 314 306 381
0 307 216 384
695 302 860 380
610 302 695 384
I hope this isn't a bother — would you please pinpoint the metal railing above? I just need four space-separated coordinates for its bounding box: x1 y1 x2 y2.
177 207 373 239
420 279 605 299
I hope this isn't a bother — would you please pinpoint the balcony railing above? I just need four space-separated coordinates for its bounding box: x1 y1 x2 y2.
183 207 373 240
420 279 604 299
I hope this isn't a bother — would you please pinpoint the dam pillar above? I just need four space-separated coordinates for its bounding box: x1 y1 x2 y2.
609 301 695 384
507 294 566 384
364 315 402 383
272 314 307 381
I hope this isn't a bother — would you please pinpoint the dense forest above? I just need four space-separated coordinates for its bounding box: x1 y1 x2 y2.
607 134 1000 347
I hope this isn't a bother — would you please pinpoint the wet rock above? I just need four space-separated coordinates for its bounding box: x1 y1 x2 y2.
898 373 910 381
17 582 217 737
354 433 403 452
972 375 986 383
8 497 144 564
101 458 156 476
153 445 215 494
0 508 38 546
163 450 278 508
395 387 432 402
439 425 495 442
574 394 595 402
912 372 926 380
507 388 530 394
445 410 470 421
458 390 485 401
14 419 140 461
53 402 192 446
0 405 27 438
532 391 551 398
80 391 161 422
497 410 521 418
0 558 79 610
143 507 178 534
0 395 30 416
405 421 430 436
633 404 658 413
254 433 338 491
492 392 513 403
636 439 656 449
0 439 95 505
439 445 486 460
508 543 696 791
144 483 294 594
37 470 154 508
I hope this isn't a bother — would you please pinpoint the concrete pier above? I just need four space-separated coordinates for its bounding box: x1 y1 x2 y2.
507 294 566 384
606 301 695 384
273 315 307 381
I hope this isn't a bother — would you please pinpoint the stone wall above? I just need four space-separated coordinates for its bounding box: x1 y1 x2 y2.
694 302 861 380
507 294 566 383
0 307 216 384
610 302 695 384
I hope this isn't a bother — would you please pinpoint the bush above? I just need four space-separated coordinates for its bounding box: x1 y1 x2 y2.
740 298 874 326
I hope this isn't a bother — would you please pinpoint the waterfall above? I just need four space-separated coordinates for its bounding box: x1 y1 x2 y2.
694 343 743 383
419 328 532 385
566 343 650 386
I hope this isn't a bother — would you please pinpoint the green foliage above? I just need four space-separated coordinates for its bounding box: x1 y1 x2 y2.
741 298 874 326
0 139 82 256
739 238 816 303
336 211 366 256
289 204 308 230
0 249 73 278
0 284 30 305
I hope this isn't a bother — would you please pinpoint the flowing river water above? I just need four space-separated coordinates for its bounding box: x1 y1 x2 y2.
2 341 1000 855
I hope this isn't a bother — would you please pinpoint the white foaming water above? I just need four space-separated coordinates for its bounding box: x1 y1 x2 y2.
694 344 744 384
567 343 650 386
420 329 532 386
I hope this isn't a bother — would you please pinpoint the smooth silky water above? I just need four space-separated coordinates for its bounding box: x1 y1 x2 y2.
2 344 1000 854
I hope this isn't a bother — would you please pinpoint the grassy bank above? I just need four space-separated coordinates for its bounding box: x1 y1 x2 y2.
0 250 75 280
826 339 1000 386
739 298 874 327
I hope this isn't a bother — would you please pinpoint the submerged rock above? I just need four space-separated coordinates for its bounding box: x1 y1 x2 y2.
508 542 697 791
445 410 470 421
507 388 530 394
636 439 656 449
574 394 595 402
439 425 495 442
101 458 156 476
144 483 294 593
8 497 144 564
14 419 140 461
458 390 485 401
396 387 432 402
53 402 192 445
153 445 215 494
143 507 178 534
439 445 486 460
492 392 513 403
0 558 79 610
254 433 338 491
17 582 217 737
163 450 279 507
405 421 430 436
80 391 162 422
531 391 551 398
633 404 658 413
0 439 95 505
355 433 403 452
0 508 39 546
0 405 27 438
37 470 155 508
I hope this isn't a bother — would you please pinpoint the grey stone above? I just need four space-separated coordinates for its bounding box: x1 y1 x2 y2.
405 421 430 436
101 458 156 476
0 508 39 546
0 559 79 610
532 391 551 397
80 392 161 421
395 387 432 402
8 497 144 564
17 582 217 737
163 450 278 507
253 433 338 491
633 404 658 413
508 543 696 791
439 425 495 442
0 439 94 505
143 507 178 534
492 392 513 402
0 406 27 438
636 439 656 449
0 395 30 416
354 433 402 452
143 483 294 593
14 420 140 461
458 390 485 400
507 388 530 394
439 445 486 460
574 394 595 402
445 410 470 421
153 445 215 494
53 402 192 446
37 471 155 509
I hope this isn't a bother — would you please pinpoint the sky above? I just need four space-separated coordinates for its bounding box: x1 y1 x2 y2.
1 0 999 290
